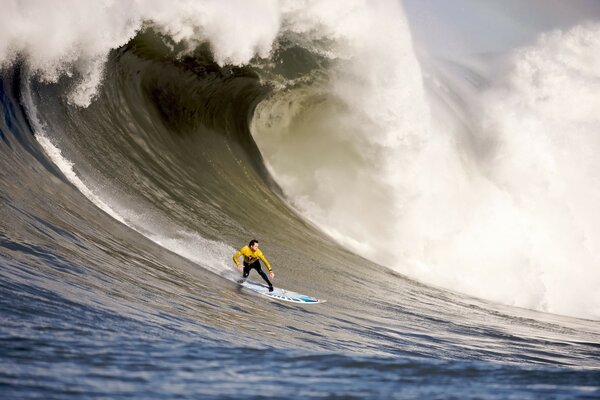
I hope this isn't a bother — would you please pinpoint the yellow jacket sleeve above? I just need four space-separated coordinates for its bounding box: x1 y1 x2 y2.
232 248 243 266
258 251 272 272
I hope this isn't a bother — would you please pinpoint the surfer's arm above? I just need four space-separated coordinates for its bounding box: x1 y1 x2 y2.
259 253 272 272
232 249 243 266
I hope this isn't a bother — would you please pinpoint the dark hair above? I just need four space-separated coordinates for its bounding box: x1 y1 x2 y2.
249 239 259 247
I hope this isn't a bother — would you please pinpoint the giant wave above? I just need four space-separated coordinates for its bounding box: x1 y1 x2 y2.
1 1 600 398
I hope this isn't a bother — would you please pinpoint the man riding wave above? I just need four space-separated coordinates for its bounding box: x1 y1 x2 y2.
233 239 275 292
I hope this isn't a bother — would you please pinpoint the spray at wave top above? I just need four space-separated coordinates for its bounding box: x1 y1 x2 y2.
3 0 599 319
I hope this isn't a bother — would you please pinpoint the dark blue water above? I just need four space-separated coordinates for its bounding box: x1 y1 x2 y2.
3 274 599 400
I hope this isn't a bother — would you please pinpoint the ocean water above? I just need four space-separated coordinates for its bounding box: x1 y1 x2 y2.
1 1 599 398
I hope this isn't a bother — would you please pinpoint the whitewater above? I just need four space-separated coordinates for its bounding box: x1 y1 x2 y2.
1 0 599 398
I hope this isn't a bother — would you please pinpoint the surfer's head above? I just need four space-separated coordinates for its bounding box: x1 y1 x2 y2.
249 239 259 251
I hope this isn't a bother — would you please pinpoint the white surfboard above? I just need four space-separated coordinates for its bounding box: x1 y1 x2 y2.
239 279 325 304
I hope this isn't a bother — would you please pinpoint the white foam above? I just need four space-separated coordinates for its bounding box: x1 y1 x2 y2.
381 24 600 320
1 0 283 106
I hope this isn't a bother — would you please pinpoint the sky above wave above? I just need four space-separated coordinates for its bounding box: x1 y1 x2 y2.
402 0 600 56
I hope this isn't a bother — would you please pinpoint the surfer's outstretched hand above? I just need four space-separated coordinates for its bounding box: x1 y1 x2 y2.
269 271 275 279
236 265 243 273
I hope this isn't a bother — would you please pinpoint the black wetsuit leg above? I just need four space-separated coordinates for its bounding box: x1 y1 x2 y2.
243 260 273 289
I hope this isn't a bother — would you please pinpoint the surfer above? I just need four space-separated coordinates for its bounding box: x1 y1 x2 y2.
233 239 275 292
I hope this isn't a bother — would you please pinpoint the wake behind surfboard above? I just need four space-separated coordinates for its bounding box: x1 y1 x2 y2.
239 279 325 304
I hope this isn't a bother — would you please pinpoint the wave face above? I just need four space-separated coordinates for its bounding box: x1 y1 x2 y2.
1 1 600 398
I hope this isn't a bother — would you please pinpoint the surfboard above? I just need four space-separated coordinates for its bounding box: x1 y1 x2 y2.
239 279 325 304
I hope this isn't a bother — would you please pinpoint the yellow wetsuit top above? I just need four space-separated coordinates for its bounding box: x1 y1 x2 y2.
233 245 273 271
